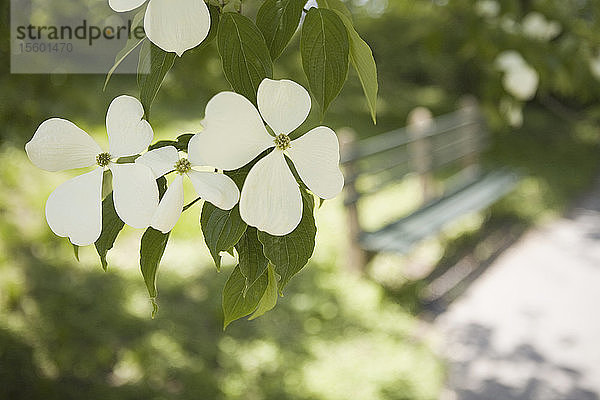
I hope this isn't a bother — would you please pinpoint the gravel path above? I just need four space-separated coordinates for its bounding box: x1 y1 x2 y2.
434 179 600 400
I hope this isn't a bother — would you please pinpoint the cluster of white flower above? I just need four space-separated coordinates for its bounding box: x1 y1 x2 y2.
26 96 158 245
189 78 344 236
495 50 539 101
521 12 561 42
475 3 562 43
26 79 344 245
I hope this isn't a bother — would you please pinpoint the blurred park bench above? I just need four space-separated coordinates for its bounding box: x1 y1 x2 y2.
340 97 521 276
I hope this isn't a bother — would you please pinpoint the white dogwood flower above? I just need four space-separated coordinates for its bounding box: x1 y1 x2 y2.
502 64 538 101
495 51 539 101
136 145 240 233
25 95 159 246
495 50 525 71
108 0 211 56
521 12 561 41
188 78 344 236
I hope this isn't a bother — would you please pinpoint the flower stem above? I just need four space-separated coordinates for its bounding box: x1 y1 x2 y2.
182 196 202 212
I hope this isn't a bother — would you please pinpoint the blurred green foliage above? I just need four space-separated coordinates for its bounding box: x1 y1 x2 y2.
4 0 600 141
3 0 600 148
2 0 600 398
0 147 443 400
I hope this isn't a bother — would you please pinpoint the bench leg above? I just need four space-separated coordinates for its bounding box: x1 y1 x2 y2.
346 202 366 273
339 127 367 273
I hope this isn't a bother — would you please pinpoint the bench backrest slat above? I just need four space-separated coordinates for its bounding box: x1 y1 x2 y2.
340 97 488 205
338 97 507 272
352 129 487 180
342 109 482 164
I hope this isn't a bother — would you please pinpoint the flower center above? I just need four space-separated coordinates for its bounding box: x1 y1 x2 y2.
174 158 192 174
274 134 291 150
96 152 111 167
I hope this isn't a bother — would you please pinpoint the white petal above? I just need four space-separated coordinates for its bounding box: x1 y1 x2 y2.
187 170 240 210
144 0 211 56
136 146 179 178
287 126 344 199
522 12 561 41
45 168 103 246
503 64 539 101
108 0 147 12
110 163 159 229
106 95 154 158
239 150 302 236
26 118 101 172
495 50 525 72
188 92 273 170
257 78 311 135
151 174 184 233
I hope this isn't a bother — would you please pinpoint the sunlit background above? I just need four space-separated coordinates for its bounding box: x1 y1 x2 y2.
2 0 600 399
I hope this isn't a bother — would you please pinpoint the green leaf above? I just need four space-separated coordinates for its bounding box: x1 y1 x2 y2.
333 10 378 123
138 176 168 314
200 203 247 270
140 227 170 317
137 41 177 119
316 0 377 122
301 8 349 115
221 155 262 193
222 265 268 329
223 0 241 12
202 5 222 49
256 0 305 60
316 0 353 20
217 12 273 104
258 189 316 293
115 155 141 164
249 264 278 320
148 140 177 151
72 244 79 262
225 162 254 188
198 159 260 271
104 8 146 90
175 133 194 151
156 176 168 199
148 133 195 152
235 227 269 291
94 192 125 271
101 169 113 199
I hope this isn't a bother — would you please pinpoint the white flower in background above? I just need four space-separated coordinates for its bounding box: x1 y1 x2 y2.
502 64 538 100
500 16 518 34
495 50 524 71
589 52 600 81
475 0 500 19
108 0 211 56
495 51 539 101
135 145 239 233
522 12 561 41
25 96 159 246
188 78 344 236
